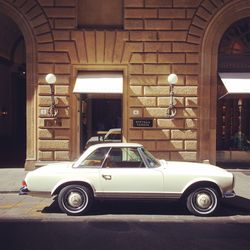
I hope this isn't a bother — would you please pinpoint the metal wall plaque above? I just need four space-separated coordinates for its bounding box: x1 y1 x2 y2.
133 119 153 128
44 118 62 127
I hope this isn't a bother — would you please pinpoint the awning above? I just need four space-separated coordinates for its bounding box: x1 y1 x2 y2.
73 72 123 94
219 73 250 99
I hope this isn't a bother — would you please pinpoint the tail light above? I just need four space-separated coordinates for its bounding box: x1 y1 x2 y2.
19 180 29 195
22 180 27 187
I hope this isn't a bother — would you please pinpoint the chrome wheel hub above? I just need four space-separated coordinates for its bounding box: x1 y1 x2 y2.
67 192 83 208
196 193 212 209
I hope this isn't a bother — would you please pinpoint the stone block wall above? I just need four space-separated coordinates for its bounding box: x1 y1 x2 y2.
36 0 76 162
124 0 201 161
1 0 231 164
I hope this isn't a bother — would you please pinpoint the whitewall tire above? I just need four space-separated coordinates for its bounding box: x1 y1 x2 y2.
58 185 93 215
186 187 219 216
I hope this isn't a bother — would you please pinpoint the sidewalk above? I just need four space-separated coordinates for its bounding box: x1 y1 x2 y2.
0 168 28 193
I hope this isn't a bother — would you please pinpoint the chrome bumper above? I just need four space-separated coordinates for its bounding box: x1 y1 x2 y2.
223 190 236 199
19 186 29 195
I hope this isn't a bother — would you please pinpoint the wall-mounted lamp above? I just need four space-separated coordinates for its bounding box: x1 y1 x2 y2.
45 73 58 117
166 73 178 119
0 107 7 118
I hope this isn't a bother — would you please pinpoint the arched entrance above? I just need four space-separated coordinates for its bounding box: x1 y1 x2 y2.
216 17 250 168
0 14 26 167
0 0 39 169
200 0 250 166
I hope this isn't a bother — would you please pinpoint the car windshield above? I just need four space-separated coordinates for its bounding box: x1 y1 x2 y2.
141 148 161 168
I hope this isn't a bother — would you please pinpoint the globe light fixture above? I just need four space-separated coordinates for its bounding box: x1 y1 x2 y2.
168 73 178 85
45 73 58 117
166 73 178 118
45 73 57 84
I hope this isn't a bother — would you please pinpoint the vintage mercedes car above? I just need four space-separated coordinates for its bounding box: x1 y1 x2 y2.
20 143 235 216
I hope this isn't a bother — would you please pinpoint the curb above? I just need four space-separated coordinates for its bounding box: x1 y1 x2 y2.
0 191 19 194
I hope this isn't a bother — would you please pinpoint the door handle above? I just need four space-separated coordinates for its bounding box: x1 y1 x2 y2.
102 174 112 180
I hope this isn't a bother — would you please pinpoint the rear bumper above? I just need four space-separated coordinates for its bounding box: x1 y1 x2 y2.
19 186 29 195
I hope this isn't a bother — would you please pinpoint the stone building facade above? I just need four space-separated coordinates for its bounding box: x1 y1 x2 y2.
0 0 249 169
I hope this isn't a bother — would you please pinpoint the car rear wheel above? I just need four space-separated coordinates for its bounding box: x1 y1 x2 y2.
58 185 93 215
186 187 219 216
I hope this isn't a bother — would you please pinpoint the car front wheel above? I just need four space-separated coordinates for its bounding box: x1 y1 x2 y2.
186 187 219 216
58 185 93 215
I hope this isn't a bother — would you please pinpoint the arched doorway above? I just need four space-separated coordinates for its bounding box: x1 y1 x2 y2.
216 17 250 168
200 0 250 166
0 14 26 167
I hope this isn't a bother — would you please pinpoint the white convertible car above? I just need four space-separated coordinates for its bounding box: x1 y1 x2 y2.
20 143 235 216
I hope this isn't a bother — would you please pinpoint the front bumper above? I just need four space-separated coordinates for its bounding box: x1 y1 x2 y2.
223 190 236 199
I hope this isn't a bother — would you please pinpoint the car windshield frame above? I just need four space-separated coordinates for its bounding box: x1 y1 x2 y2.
139 147 161 168
73 145 161 169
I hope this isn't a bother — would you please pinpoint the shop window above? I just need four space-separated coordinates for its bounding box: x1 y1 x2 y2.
217 17 250 151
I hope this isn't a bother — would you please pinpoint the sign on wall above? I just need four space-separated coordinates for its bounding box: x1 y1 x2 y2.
133 119 153 128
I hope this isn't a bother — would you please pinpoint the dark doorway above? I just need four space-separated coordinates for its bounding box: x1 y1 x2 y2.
0 13 26 168
0 68 26 168
91 99 121 132
80 96 122 151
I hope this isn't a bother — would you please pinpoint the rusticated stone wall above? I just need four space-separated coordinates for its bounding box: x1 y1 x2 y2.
124 0 200 161
0 0 243 167
27 0 239 163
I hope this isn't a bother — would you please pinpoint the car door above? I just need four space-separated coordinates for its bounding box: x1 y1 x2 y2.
99 147 164 198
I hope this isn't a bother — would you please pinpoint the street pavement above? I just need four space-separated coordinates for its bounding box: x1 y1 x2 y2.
0 168 28 193
1 168 250 250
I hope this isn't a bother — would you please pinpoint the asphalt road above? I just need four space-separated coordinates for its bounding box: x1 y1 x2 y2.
1 194 250 250
0 171 250 250
1 218 250 250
